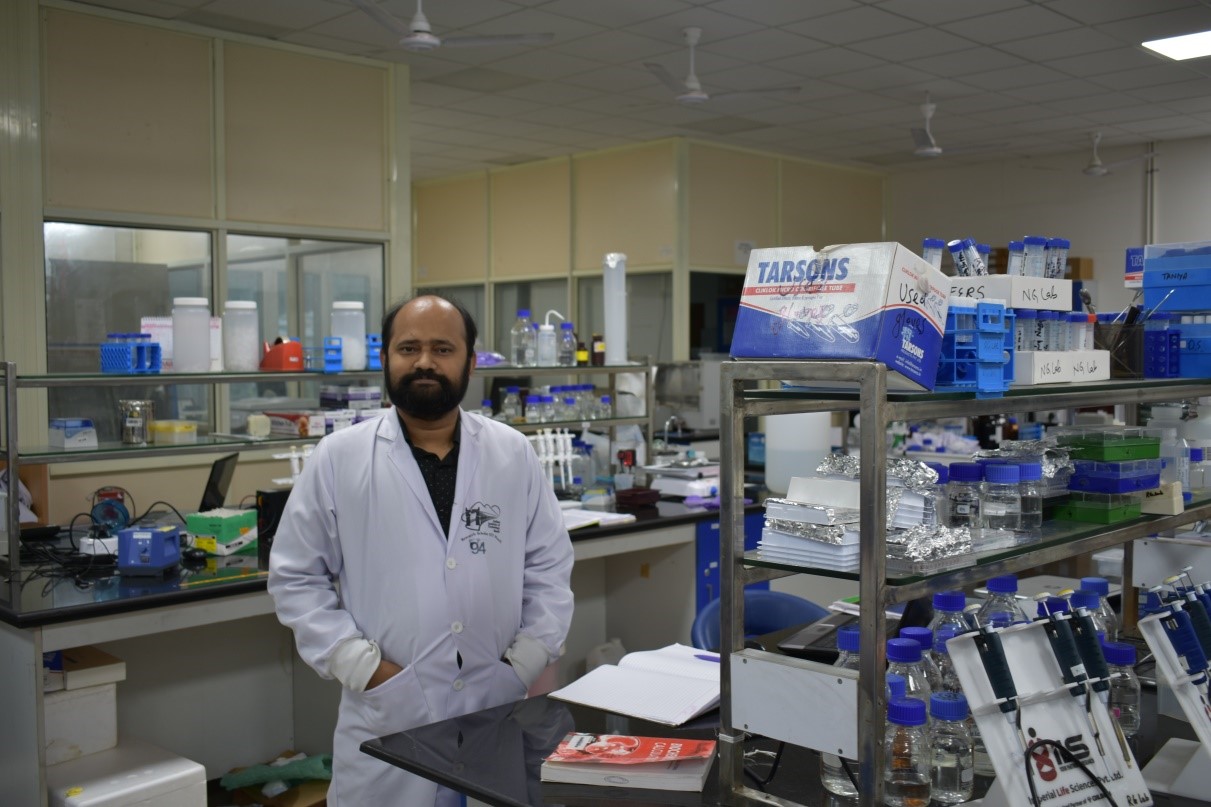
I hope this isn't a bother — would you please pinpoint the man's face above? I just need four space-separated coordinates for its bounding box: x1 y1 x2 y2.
383 298 475 420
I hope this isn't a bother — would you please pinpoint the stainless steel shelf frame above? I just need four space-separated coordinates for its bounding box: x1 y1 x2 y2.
2 360 654 575
717 359 1211 807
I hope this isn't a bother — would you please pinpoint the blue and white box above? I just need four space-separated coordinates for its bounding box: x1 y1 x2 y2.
49 418 98 449
1143 240 1211 311
731 243 950 389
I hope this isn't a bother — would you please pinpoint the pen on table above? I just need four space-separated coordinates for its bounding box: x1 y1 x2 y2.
695 653 720 663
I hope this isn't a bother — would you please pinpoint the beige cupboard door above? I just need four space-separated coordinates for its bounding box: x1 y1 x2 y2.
491 159 571 280
688 144 777 269
415 175 488 285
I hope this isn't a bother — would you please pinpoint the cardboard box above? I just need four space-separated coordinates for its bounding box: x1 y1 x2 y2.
265 411 327 437
46 739 206 807
949 276 1072 312
230 750 329 807
61 646 126 691
49 419 98 450
44 683 117 765
731 242 950 390
1067 256 1094 280
1013 350 1110 385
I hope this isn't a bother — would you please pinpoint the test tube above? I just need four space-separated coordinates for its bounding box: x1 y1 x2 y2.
1032 310 1047 351
921 238 946 270
1022 236 1048 277
1085 313 1097 350
1045 238 1071 279
1007 241 1025 276
1068 312 1086 351
1038 310 1057 351
977 243 992 273
947 238 987 277
1015 309 1036 352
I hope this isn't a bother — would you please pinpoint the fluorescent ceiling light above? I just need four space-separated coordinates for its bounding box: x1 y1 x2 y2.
1142 30 1211 60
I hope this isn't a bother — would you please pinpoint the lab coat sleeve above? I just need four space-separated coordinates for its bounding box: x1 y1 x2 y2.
268 437 365 682
508 443 574 684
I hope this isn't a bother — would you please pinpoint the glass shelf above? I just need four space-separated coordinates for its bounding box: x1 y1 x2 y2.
8 434 318 464
509 415 647 433
743 497 1211 602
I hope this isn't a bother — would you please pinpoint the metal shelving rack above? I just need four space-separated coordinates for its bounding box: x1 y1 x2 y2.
717 359 1211 807
2 359 654 574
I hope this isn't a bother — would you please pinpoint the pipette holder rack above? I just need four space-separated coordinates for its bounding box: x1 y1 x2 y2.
949 620 1152 807
1139 610 1211 798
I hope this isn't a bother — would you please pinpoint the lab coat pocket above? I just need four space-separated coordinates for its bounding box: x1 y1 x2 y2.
358 663 432 732
494 659 528 701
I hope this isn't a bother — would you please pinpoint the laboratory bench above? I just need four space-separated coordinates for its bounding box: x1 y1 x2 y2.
0 497 759 807
362 677 1203 807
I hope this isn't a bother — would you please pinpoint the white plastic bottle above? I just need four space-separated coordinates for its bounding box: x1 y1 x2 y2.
510 309 536 367
171 297 211 373
536 323 558 367
222 300 260 372
330 301 367 371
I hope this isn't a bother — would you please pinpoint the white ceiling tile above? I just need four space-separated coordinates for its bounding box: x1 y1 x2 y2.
79 0 189 19
498 80 605 104
485 49 603 79
941 5 1081 45
515 106 609 127
403 0 522 29
765 47 885 77
1119 115 1205 134
706 0 857 26
699 63 801 92
1094 6 1211 43
383 53 470 77
903 47 1025 77
1040 93 1142 115
429 144 515 161
410 83 485 106
449 6 607 41
280 30 376 54
847 27 975 62
1167 95 1211 113
528 126 614 144
566 91 665 114
1044 46 1161 77
305 8 407 47
539 0 691 28
829 64 936 92
1091 62 1206 91
410 107 497 127
1002 26 1123 62
461 116 555 137
549 30 677 62
483 135 569 153
785 6 924 45
200 0 347 28
1143 79 1211 102
874 0 1027 26
580 115 678 136
1072 104 1158 125
743 104 836 125
1043 0 1204 26
445 94 547 116
412 127 503 147
568 65 668 93
699 28 821 63
964 62 1069 91
633 7 766 45
999 77 1106 103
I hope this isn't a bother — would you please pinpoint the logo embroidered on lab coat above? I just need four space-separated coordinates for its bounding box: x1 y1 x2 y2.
460 502 501 553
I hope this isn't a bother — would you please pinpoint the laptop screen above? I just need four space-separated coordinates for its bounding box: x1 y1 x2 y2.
200 454 239 511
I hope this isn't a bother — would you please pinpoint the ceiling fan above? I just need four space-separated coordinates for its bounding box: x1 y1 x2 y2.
1083 131 1157 176
644 27 800 105
909 92 1005 158
350 0 553 52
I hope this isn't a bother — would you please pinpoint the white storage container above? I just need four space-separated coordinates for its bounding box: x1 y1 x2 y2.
330 301 367 371
171 297 211 373
222 300 260 372
46 738 206 807
43 683 117 765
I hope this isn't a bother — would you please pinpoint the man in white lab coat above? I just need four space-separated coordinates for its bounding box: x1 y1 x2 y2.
269 294 575 806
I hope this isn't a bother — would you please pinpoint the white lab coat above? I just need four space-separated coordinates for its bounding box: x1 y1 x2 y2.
268 409 574 806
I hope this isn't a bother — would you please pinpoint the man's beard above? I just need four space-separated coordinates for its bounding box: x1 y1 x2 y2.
385 357 472 420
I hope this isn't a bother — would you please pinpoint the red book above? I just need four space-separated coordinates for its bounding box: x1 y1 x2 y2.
541 732 716 791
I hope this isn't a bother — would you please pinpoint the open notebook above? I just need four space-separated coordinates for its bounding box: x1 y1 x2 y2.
548 643 720 726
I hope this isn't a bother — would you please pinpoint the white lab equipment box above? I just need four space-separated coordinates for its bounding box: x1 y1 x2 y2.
46 739 207 807
43 683 117 766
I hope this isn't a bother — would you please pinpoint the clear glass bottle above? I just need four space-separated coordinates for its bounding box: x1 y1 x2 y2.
1102 641 1141 738
539 394 556 422
933 627 963 693
923 462 949 528
900 627 943 692
887 638 933 703
598 394 613 420
980 463 1021 532
558 322 577 366
1190 447 1207 493
1070 589 1110 637
947 463 983 529
1081 576 1119 640
930 692 975 805
820 625 861 797
929 591 970 640
479 399 493 418
561 397 577 421
523 394 541 424
978 575 1028 628
1018 462 1044 536
1159 427 1191 492
502 386 522 422
510 309 536 367
884 698 932 807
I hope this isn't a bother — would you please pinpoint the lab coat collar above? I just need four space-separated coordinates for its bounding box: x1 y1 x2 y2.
377 408 483 543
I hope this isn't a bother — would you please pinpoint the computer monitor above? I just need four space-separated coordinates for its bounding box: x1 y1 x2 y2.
200 454 239 512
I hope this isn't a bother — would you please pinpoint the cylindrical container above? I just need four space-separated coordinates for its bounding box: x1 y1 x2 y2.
929 591 970 639
884 698 931 807
933 627 963 693
502 386 522 422
1190 447 1206 493
976 243 991 272
591 334 605 366
118 399 154 445
330 301 367 371
558 322 577 366
1014 309 1036 352
1007 240 1025 276
510 309 535 367
1081 576 1118 639
1084 313 1097 349
1018 462 1044 535
921 238 945 270
576 340 589 366
171 297 211 373
524 394 541 424
947 238 985 277
981 462 1021 532
978 575 1029 628
1022 235 1048 277
887 638 933 702
947 463 983 529
929 693 974 805
1037 310 1058 351
764 412 832 496
820 626 861 797
536 323 558 366
222 301 260 372
1070 589 1110 637
539 395 556 422
899 627 942 692
1031 310 1047 351
1103 641 1141 737
603 252 628 365
1068 311 1086 350
1045 237 1071 279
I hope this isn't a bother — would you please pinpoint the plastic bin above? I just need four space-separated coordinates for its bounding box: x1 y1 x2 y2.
1053 490 1145 524
1054 426 1162 461
1069 458 1162 494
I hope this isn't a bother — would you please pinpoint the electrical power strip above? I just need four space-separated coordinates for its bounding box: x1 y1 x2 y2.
78 536 117 556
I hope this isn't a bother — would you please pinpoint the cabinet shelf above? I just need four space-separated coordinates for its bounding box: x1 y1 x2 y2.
717 358 1210 807
12 435 322 464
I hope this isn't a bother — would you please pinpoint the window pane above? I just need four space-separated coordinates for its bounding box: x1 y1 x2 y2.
577 272 672 363
44 222 212 443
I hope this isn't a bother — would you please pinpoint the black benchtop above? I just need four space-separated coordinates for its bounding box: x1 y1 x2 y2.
0 500 758 629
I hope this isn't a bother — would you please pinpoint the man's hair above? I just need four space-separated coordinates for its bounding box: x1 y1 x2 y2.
381 293 478 355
